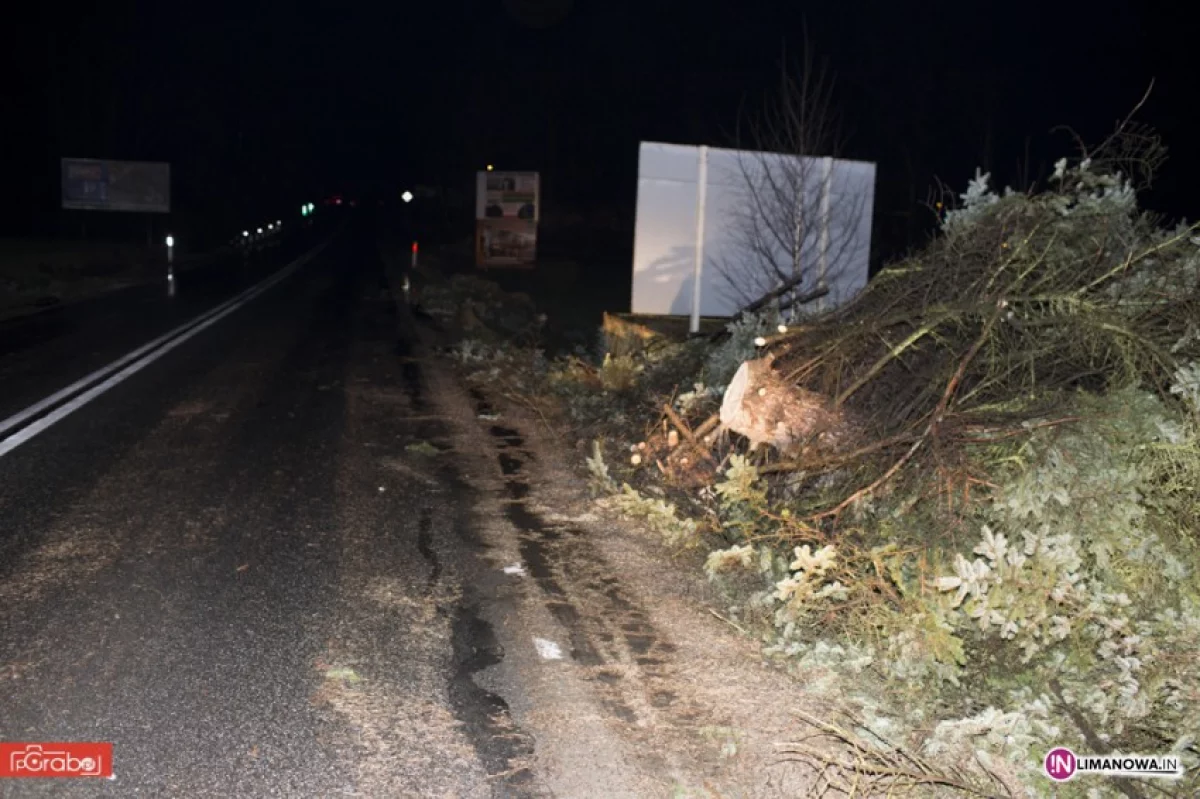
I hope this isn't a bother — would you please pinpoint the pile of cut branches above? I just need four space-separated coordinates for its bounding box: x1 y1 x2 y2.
718 148 1200 522
426 125 1200 795
577 130 1200 796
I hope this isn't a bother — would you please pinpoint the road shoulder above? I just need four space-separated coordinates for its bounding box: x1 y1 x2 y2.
418 350 827 796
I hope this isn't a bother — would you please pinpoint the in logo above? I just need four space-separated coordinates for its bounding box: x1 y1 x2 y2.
1045 747 1184 782
1045 747 1077 782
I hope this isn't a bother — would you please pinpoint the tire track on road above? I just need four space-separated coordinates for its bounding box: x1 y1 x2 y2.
465 385 702 738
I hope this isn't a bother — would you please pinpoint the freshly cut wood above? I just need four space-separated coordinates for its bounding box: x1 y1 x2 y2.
602 312 661 357
720 356 854 454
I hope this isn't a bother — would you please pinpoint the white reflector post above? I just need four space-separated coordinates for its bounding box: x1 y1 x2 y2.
165 234 175 297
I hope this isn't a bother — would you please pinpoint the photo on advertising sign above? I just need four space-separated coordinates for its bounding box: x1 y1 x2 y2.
476 171 539 221
476 218 537 267
61 158 171 213
475 170 539 266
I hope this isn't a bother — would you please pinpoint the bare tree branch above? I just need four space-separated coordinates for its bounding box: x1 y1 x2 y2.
1051 80 1165 191
714 34 868 320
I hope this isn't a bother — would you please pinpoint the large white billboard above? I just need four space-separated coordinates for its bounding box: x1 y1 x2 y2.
61 158 171 213
630 142 875 325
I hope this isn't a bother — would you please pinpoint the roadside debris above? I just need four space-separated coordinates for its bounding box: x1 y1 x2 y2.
405 440 442 457
397 138 1200 795
532 638 564 661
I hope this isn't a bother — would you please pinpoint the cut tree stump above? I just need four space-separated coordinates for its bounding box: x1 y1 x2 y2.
719 356 856 455
602 312 661 357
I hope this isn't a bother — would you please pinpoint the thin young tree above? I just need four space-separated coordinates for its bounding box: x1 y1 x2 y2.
716 43 869 320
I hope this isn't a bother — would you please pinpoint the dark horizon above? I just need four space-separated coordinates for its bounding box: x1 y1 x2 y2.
10 0 1198 259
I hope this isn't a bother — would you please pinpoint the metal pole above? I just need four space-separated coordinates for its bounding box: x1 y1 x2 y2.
817 157 832 313
690 145 709 334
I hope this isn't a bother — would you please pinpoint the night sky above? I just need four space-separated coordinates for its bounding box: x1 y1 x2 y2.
9 0 1198 257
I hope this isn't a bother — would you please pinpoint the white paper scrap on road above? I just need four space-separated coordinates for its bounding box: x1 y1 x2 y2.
503 563 527 576
534 637 564 660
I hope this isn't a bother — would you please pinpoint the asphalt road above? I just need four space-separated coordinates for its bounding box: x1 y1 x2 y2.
0 227 325 424
0 220 507 796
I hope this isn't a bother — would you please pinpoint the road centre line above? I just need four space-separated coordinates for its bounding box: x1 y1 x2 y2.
0 239 331 459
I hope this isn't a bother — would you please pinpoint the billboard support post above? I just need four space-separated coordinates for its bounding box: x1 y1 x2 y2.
817 156 833 313
690 146 709 334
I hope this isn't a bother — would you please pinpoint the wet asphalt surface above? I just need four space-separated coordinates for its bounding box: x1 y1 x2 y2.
0 220 507 796
0 231 324 425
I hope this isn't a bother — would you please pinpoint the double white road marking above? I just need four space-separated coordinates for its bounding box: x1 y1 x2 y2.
0 240 331 459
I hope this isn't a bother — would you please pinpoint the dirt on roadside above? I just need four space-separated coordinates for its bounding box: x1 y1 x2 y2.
415 340 838 798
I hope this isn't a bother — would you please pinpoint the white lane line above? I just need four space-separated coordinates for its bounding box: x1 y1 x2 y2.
0 240 330 459
0 282 256 438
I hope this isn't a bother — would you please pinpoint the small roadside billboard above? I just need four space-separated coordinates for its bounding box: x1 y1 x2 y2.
61 158 171 213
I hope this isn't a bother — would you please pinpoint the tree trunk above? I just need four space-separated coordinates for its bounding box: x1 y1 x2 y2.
720 356 856 454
